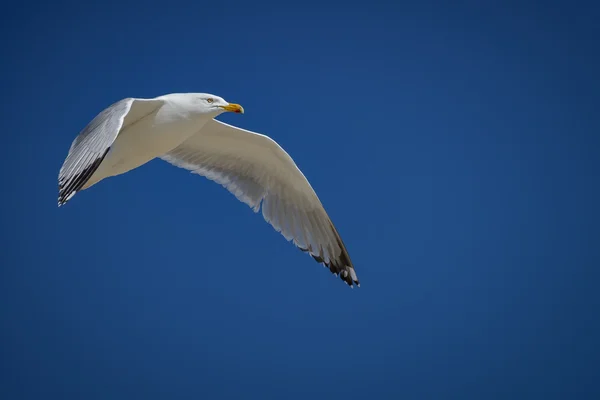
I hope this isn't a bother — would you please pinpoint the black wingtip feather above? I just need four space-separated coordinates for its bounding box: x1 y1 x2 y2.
57 148 110 207
298 227 360 289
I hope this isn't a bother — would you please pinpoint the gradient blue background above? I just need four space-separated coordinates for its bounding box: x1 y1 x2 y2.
1 0 599 398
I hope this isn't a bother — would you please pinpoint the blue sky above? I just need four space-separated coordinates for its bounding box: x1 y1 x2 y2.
1 1 599 399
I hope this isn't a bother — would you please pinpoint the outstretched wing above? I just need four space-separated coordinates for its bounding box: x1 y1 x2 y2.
160 118 359 287
57 97 163 206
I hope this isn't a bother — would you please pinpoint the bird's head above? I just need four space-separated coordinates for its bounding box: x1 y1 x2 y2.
192 93 244 116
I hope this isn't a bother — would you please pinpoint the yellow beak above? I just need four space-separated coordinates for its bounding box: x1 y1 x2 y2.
220 103 244 114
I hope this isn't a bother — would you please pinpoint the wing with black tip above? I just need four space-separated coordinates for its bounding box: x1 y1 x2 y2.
160 118 359 287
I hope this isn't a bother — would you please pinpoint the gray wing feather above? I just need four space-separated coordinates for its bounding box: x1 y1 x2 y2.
58 98 135 206
160 119 359 287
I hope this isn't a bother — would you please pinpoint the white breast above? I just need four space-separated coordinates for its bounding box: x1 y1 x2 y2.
84 101 209 188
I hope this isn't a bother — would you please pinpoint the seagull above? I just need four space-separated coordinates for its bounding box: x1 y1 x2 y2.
58 93 359 287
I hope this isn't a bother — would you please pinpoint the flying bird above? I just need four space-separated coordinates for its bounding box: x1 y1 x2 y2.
58 93 359 287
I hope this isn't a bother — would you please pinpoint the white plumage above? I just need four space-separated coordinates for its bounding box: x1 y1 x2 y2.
58 93 359 287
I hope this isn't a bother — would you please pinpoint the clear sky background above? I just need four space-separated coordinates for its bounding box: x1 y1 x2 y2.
1 0 599 399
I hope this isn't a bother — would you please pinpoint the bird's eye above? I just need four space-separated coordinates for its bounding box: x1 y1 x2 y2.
206 98 214 103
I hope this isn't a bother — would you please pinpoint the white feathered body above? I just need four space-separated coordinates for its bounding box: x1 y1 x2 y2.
84 98 210 189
